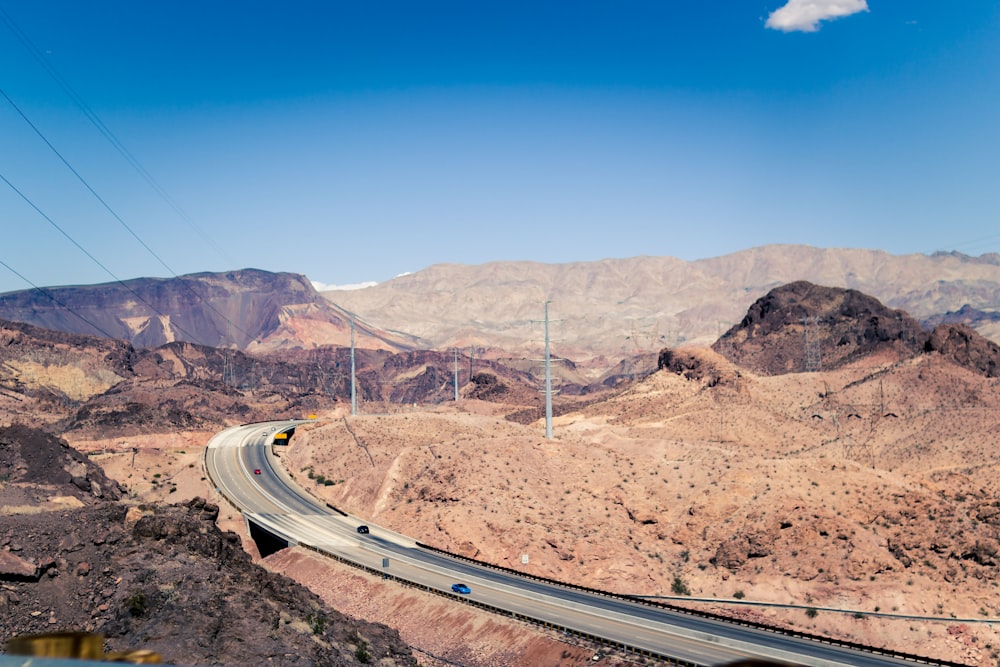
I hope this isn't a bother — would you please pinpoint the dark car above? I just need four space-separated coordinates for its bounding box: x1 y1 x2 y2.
356 525 370 534
451 583 470 594
253 469 261 475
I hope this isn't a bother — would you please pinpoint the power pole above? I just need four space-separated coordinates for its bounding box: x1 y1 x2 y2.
803 316 821 372
453 348 459 400
544 301 553 439
350 318 357 416
222 319 235 387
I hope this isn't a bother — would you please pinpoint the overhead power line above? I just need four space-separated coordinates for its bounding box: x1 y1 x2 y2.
0 257 117 340
0 170 209 347
0 87 177 278
0 86 254 345
0 5 233 266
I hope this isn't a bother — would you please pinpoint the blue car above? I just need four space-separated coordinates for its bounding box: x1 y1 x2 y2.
451 583 471 594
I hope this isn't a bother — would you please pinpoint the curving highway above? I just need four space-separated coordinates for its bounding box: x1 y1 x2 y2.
206 420 952 667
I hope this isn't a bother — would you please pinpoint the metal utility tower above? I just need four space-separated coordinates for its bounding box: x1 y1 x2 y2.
350 318 357 416
222 319 235 387
544 301 553 439
803 316 822 372
453 348 459 400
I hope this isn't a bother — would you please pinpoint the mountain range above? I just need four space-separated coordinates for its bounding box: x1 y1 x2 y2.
1 246 997 373
323 245 1000 360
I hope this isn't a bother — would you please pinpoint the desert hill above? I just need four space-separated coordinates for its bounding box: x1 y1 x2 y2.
713 280 1000 376
277 352 1000 665
0 268 422 354
323 245 1000 362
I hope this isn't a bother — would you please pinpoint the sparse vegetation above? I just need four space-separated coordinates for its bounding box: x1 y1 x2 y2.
354 640 371 664
125 591 147 617
306 612 327 635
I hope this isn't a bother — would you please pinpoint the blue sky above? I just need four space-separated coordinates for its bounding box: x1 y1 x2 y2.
1 0 998 294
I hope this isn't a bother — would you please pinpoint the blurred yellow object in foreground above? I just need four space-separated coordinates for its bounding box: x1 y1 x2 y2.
7 631 162 663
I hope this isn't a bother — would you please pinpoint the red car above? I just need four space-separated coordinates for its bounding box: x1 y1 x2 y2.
253 468 262 475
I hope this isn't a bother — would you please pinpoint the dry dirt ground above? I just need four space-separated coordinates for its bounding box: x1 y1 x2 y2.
69 348 1000 666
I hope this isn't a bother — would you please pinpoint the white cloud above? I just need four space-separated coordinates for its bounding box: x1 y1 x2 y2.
766 0 868 33
311 280 379 292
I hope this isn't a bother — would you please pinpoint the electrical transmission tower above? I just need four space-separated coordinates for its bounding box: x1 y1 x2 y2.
803 316 822 372
350 318 357 416
529 301 564 439
715 320 734 362
222 320 236 387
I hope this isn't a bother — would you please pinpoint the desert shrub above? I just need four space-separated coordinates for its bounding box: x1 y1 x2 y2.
125 592 147 616
354 640 371 663
306 613 327 635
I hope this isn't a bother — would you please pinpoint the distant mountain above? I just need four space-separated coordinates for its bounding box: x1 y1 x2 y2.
0 269 422 353
322 245 1000 360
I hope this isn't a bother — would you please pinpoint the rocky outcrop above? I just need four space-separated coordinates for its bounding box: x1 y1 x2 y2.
0 498 417 666
656 348 739 387
710 531 775 570
0 424 123 503
0 424 416 664
713 281 1000 377
924 323 1000 377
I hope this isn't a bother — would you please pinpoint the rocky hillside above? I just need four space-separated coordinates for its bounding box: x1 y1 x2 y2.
0 317 563 440
712 281 1000 376
0 425 416 666
0 269 421 353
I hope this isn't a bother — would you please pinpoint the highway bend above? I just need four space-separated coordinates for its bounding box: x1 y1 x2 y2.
206 420 935 667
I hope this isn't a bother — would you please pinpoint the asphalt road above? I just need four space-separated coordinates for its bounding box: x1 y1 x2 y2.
206 420 948 667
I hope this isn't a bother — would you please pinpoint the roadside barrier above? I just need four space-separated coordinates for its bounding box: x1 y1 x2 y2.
298 541 707 667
